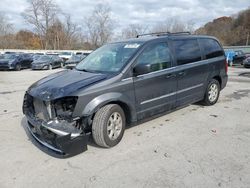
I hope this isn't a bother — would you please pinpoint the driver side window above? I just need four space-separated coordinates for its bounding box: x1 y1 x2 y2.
136 42 172 73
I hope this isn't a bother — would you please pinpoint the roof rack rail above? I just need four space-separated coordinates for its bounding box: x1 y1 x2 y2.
136 31 191 38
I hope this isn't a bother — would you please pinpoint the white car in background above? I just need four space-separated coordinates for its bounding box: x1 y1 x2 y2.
59 52 74 61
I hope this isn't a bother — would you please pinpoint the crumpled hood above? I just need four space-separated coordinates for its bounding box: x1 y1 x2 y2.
28 70 108 101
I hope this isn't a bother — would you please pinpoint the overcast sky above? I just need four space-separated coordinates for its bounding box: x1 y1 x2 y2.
0 0 249 33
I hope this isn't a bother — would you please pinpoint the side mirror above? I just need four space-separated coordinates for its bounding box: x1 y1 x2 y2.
133 64 151 76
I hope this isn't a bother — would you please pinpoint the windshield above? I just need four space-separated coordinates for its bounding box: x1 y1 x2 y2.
33 55 41 60
76 42 142 73
37 55 51 61
4 54 17 59
70 55 81 61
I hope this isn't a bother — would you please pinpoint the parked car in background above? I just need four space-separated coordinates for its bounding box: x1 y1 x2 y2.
233 50 246 65
0 53 33 71
32 54 43 62
31 55 64 70
46 52 59 56
225 50 246 66
243 56 250 68
59 52 74 61
4 51 16 54
76 52 91 56
64 55 86 69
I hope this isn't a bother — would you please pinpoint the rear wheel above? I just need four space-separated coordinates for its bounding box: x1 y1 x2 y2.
202 79 220 106
92 104 126 148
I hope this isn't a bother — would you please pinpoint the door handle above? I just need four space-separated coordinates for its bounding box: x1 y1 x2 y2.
166 74 176 79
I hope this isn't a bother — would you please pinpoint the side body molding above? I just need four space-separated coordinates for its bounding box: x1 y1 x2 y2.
82 92 137 122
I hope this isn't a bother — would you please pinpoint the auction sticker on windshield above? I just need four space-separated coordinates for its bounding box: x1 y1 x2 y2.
124 43 141 48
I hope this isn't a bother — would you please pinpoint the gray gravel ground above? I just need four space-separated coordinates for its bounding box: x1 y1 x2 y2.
0 66 250 188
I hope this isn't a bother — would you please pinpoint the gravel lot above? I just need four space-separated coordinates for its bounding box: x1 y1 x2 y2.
0 67 250 188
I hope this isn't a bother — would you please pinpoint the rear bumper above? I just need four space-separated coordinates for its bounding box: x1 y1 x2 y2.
221 74 228 90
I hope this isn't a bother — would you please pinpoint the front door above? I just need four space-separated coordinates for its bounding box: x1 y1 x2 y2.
133 42 177 120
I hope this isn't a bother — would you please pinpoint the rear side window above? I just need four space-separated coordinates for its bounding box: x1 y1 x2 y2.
200 39 224 59
173 39 202 65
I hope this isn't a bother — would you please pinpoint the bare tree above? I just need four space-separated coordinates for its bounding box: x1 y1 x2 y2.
0 13 15 49
46 15 80 50
0 14 13 35
121 24 148 39
85 3 114 49
63 14 79 48
22 0 59 49
152 17 194 33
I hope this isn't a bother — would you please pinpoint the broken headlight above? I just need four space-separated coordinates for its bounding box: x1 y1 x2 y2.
53 96 78 120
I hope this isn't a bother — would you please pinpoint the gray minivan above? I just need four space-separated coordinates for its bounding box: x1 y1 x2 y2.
23 32 228 155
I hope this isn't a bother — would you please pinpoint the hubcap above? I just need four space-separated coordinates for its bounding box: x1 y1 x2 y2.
208 83 218 102
107 112 122 140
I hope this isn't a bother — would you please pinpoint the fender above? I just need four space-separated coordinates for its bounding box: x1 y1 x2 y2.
82 92 137 122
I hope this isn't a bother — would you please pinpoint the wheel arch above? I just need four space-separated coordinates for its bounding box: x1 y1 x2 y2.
212 75 222 88
82 92 137 125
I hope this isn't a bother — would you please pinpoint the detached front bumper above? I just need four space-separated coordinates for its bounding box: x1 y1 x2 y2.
23 94 90 156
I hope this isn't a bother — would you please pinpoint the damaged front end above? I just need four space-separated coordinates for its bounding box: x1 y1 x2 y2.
23 93 90 156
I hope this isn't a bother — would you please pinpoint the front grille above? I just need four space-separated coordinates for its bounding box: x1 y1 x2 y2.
0 63 9 69
32 64 44 69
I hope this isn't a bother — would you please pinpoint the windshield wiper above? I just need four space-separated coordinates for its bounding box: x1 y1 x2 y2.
76 68 91 73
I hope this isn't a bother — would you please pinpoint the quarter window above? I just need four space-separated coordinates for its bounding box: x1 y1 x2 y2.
200 39 224 59
136 43 171 72
173 39 202 65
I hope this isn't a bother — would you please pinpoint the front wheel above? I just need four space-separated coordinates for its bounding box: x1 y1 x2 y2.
92 104 126 148
202 79 220 106
48 64 52 70
15 64 21 71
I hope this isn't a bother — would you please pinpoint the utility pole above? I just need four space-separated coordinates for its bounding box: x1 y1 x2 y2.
246 32 249 46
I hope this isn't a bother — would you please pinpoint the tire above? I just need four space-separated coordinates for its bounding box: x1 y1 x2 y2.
92 104 126 148
48 64 52 70
202 79 220 106
15 64 21 71
60 62 64 68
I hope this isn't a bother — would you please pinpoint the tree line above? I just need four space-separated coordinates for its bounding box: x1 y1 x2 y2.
0 0 249 50
196 8 250 46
